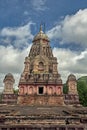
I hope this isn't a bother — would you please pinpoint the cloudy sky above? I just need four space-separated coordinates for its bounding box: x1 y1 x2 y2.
0 0 87 91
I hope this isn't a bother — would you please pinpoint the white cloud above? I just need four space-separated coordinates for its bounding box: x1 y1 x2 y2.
0 44 31 90
0 22 34 48
0 22 34 90
53 48 87 82
47 9 87 47
1 22 32 38
32 0 47 11
24 11 29 16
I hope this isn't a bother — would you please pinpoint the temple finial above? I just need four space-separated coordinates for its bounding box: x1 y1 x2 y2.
40 24 43 32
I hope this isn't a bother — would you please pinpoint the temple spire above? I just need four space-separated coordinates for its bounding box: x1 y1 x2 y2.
39 24 43 33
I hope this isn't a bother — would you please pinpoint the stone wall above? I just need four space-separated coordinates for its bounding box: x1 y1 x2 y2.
2 94 17 104
17 95 64 106
64 94 80 105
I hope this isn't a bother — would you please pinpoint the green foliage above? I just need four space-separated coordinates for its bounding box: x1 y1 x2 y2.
63 84 68 94
78 76 87 84
0 93 3 102
77 80 87 107
13 89 19 94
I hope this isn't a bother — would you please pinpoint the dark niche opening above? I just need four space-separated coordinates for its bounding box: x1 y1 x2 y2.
38 87 43 94
59 128 66 130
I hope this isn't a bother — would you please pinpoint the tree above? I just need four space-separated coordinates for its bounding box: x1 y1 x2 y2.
63 84 68 94
77 80 87 106
13 89 19 94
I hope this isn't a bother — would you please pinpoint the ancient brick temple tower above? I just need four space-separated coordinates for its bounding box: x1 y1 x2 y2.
18 26 64 105
2 73 17 104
